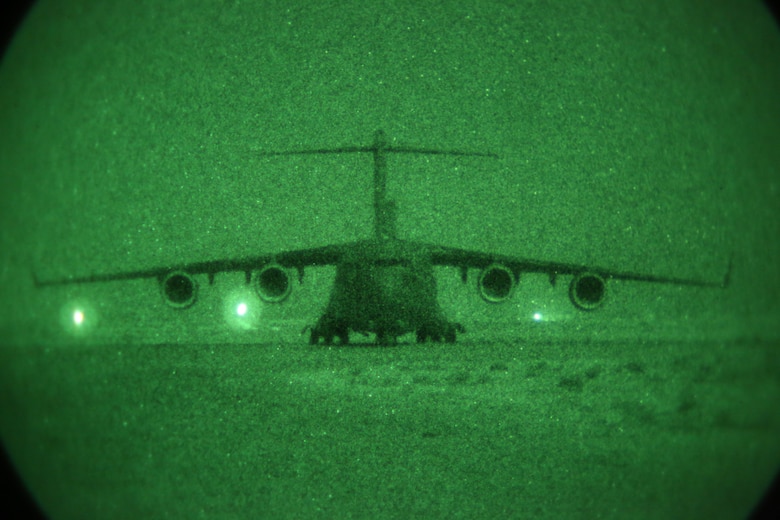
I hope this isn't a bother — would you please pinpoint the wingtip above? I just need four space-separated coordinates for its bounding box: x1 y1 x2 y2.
721 254 734 289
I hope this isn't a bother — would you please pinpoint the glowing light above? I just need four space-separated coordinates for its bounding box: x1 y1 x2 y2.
533 312 543 322
61 301 96 336
223 289 261 331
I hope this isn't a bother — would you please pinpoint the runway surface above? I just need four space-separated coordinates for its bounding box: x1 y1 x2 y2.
1 337 778 519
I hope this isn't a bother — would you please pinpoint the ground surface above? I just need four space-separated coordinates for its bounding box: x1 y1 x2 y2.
1 337 778 519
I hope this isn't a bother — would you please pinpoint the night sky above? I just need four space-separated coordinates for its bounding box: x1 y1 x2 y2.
1 0 777 345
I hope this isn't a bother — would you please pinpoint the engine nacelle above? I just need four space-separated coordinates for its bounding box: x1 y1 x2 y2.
478 263 517 303
569 272 607 311
254 264 293 303
161 271 198 309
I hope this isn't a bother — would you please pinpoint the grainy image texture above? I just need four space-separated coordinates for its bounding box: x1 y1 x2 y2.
1 1 779 519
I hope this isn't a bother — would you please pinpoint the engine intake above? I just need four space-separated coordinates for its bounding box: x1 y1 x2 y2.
254 264 293 303
161 271 198 309
569 272 607 311
478 264 516 303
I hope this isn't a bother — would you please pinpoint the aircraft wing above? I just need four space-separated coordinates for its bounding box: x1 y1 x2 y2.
420 242 731 288
33 243 346 287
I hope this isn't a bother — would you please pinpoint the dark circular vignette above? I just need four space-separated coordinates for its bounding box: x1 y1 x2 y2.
0 1 778 519
2 4 48 520
1 445 45 520
766 0 780 28
750 470 780 520
721 7 778 520
0 0 35 59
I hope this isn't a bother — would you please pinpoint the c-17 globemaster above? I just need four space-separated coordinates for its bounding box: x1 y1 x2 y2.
34 130 730 345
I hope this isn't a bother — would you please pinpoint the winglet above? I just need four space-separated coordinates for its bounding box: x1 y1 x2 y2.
721 254 734 289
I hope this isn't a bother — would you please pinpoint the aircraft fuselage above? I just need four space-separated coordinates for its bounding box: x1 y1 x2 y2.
310 238 457 344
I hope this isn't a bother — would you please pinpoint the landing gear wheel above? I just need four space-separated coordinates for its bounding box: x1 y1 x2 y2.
444 325 457 344
376 331 396 346
309 320 350 346
417 321 463 344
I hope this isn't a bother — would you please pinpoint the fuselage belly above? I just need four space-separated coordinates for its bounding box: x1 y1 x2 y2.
329 263 438 335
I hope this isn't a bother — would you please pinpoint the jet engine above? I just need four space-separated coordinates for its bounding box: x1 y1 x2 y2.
478 264 517 303
161 271 198 309
569 272 607 311
254 264 293 303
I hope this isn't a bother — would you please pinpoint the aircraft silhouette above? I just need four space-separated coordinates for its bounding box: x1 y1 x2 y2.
34 130 730 345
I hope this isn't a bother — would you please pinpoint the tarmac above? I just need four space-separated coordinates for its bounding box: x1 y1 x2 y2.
1 336 778 519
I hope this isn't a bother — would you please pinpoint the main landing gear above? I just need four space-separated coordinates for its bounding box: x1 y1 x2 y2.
306 320 350 346
305 319 465 345
306 322 394 346
415 321 465 344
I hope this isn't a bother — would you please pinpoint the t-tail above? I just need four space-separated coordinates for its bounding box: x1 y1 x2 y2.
370 130 396 240
257 129 499 240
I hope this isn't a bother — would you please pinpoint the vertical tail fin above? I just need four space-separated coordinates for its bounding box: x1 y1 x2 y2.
371 129 395 239
257 130 498 240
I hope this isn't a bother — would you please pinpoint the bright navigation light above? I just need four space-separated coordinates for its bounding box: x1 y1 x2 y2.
236 302 248 316
533 312 542 322
73 309 85 326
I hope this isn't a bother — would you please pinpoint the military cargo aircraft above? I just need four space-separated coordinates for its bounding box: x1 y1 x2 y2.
34 130 730 345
